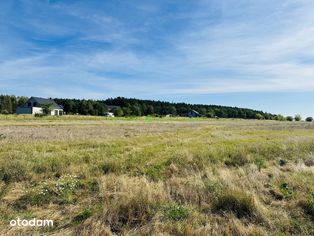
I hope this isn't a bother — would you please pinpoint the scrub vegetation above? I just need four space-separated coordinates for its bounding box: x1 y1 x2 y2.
0 115 314 235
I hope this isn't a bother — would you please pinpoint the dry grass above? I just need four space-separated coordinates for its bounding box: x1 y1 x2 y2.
0 115 314 235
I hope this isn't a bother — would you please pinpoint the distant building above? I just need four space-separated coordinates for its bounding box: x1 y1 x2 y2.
106 105 121 112
187 109 201 118
104 112 115 117
16 97 63 116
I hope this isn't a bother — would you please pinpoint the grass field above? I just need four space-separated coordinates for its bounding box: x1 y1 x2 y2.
0 115 314 235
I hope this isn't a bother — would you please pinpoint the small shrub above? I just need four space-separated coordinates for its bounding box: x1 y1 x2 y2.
100 176 167 233
0 161 27 183
286 116 294 122
279 183 294 199
205 181 224 194
15 175 81 207
255 114 264 120
213 190 257 219
14 190 52 210
279 159 287 166
145 165 164 180
73 208 93 224
163 204 189 221
101 162 118 174
269 189 284 200
304 156 314 167
225 152 251 167
300 197 314 220
254 156 266 171
306 117 313 122
274 115 286 121
34 113 45 118
87 180 99 192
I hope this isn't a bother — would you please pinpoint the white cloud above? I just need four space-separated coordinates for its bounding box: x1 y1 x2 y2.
1 0 314 98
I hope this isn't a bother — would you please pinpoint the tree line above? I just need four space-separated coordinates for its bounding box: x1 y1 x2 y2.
54 96 276 119
102 97 275 119
0 94 294 120
0 95 28 114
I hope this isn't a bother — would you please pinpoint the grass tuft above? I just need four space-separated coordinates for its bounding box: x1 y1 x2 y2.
213 189 258 219
163 204 189 221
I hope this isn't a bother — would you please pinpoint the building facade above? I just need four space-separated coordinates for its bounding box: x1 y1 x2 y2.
16 97 63 116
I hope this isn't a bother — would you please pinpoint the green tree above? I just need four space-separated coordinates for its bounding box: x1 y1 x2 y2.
114 108 124 117
169 106 177 115
63 100 75 114
131 104 142 116
199 108 207 116
122 107 132 116
286 116 293 121
305 117 313 122
146 105 154 115
255 113 264 120
274 115 286 121
42 103 53 115
206 111 214 118
17 96 28 107
1 96 13 114
295 114 302 121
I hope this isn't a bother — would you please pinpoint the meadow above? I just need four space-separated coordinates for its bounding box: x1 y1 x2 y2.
0 115 313 235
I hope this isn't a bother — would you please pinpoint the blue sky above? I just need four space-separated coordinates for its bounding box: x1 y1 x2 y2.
1 0 314 117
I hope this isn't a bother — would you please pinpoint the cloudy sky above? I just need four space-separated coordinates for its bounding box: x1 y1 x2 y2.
1 0 314 117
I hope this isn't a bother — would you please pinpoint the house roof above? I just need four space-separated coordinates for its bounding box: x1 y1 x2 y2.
106 105 121 111
191 109 200 115
29 97 63 109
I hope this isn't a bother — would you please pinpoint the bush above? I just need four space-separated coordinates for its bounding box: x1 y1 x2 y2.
213 189 257 219
255 113 264 120
254 156 266 171
295 114 302 121
286 116 293 122
35 113 46 118
101 162 119 174
114 108 124 117
13 192 51 210
225 152 251 167
301 198 314 220
100 176 167 233
0 160 27 183
306 117 313 122
73 208 93 224
163 204 189 221
206 112 214 118
274 115 286 121
87 180 99 192
279 183 294 199
14 175 81 208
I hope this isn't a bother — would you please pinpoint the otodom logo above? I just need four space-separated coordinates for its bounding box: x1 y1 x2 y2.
10 218 54 227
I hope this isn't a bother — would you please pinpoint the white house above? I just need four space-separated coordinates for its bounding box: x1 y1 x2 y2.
104 112 115 117
16 97 63 116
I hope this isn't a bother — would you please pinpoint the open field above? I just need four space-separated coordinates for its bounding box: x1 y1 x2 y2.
0 115 314 235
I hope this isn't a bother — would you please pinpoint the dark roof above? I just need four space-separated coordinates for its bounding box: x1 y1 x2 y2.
29 97 63 109
190 109 200 115
106 105 121 111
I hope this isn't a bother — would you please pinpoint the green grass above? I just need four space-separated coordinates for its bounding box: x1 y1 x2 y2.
0 115 314 235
